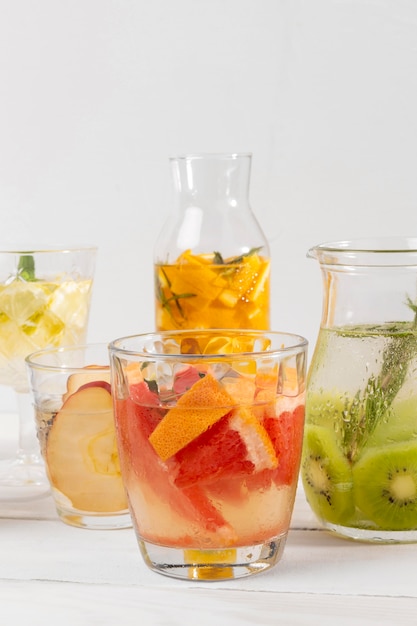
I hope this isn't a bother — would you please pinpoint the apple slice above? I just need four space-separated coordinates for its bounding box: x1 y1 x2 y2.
47 384 127 513
78 380 112 394
63 365 111 402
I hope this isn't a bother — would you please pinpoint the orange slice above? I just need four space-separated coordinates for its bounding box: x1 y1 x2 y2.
149 373 234 461
247 259 270 302
226 253 262 294
176 249 209 266
202 336 235 354
185 548 237 580
169 265 224 302
216 288 238 308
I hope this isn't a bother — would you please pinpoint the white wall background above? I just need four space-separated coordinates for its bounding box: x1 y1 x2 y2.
1 0 417 407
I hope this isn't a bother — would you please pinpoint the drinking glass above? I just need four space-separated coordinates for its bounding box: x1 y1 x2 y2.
109 329 307 580
26 344 130 529
0 246 96 501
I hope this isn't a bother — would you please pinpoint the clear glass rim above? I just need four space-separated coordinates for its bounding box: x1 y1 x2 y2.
169 152 252 162
0 244 97 254
25 343 109 371
308 237 417 267
309 237 417 256
109 329 308 359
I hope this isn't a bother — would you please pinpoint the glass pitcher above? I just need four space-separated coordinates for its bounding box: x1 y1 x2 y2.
302 237 417 542
154 153 270 331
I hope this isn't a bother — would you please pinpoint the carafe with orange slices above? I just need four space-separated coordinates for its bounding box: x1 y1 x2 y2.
109 330 307 580
154 154 270 331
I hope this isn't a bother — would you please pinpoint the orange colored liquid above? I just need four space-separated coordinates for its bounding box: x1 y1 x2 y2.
155 249 270 330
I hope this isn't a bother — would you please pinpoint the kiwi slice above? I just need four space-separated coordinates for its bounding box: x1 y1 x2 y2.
301 425 354 525
353 441 417 531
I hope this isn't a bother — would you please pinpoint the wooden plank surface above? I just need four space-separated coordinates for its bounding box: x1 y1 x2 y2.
1 412 417 624
1 581 417 626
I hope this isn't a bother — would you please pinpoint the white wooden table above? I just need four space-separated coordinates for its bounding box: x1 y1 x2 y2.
1 411 417 625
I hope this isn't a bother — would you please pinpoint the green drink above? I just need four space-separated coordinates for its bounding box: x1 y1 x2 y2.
302 323 417 538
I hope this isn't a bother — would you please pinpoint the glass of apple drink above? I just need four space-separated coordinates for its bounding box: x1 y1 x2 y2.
0 246 96 501
26 344 130 530
109 330 307 580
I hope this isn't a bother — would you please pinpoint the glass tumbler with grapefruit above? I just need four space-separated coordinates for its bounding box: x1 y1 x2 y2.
109 329 307 580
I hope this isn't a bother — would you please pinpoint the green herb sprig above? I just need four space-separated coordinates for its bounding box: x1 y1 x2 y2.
18 255 36 281
343 296 417 463
155 267 196 325
213 246 263 266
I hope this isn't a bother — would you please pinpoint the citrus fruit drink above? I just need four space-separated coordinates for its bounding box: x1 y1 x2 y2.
154 248 270 330
109 330 307 580
0 265 93 390
0 247 96 502
26 344 130 530
302 323 417 541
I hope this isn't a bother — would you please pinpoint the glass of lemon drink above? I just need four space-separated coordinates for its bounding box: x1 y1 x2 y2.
0 246 96 501
109 329 307 580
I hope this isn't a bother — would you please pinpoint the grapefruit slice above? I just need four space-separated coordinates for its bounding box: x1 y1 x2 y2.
115 395 232 536
172 365 203 394
149 373 234 461
46 384 127 512
263 404 305 486
129 380 161 431
173 406 278 488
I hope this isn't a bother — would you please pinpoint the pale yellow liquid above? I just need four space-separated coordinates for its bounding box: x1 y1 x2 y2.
0 278 93 388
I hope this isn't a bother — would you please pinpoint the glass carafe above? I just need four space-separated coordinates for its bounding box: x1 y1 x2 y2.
302 237 417 542
154 153 270 330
